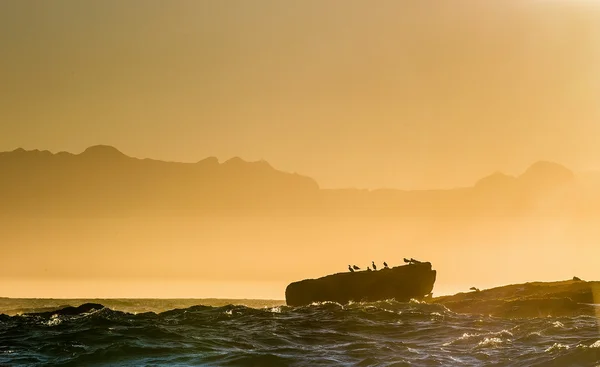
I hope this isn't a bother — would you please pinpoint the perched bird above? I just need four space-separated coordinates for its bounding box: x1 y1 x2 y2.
411 258 422 264
348 265 354 273
403 258 411 264
372 261 377 271
383 261 389 268
367 266 372 271
469 287 480 292
352 265 360 270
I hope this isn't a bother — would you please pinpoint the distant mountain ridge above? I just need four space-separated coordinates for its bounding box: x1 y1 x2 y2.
0 146 596 216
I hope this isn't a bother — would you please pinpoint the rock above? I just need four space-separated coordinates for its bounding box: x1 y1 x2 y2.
285 262 437 306
433 280 600 317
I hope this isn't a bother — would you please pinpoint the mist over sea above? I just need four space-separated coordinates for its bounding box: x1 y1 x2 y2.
1 299 599 366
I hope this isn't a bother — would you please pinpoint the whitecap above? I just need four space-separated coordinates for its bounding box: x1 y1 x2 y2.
496 329 513 338
545 343 569 352
442 332 479 346
268 306 282 313
46 314 61 327
309 301 344 308
477 337 504 348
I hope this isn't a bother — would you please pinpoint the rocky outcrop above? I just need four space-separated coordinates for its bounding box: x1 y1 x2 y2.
285 262 437 306
433 280 600 317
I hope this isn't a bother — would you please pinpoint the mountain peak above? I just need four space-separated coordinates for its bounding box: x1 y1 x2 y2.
474 171 516 190
224 156 246 165
80 145 126 159
520 161 574 182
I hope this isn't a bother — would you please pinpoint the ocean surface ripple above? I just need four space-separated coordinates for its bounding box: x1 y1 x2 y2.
1 300 599 366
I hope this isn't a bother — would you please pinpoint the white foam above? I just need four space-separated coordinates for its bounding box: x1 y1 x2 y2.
477 337 503 347
545 343 569 352
46 314 61 326
551 321 564 328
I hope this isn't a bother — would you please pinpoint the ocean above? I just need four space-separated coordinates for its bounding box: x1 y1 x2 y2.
1 298 599 366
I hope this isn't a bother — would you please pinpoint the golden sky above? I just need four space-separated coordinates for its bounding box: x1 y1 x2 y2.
2 2 600 299
2 1 600 189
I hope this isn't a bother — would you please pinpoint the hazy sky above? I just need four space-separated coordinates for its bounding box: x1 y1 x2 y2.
2 1 600 189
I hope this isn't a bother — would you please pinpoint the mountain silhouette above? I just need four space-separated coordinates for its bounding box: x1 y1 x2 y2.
0 146 319 216
0 147 592 217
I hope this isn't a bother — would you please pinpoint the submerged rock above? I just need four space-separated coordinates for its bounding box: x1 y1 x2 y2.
285 262 437 306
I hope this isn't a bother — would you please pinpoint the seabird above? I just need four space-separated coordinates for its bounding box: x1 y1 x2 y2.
383 261 389 268
372 261 377 271
410 258 422 264
403 258 411 264
348 265 354 272
352 265 360 270
367 266 372 271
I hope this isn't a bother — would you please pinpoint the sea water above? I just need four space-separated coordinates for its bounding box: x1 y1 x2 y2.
1 299 599 366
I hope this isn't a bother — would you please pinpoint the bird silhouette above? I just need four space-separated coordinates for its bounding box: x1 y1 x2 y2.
348 265 354 272
352 265 360 270
403 258 411 264
383 261 389 268
372 261 377 271
367 266 372 271
469 287 480 292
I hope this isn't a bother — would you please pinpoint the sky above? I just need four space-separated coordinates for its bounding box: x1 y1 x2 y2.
2 1 600 299
2 1 600 189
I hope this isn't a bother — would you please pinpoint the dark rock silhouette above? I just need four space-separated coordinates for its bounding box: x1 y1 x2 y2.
433 280 599 317
285 262 436 306
573 276 582 281
469 287 480 292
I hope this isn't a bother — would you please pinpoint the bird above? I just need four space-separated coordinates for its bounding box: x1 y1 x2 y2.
383 261 389 268
411 258 422 264
348 265 354 272
469 287 480 292
403 258 411 264
352 265 360 270
367 266 372 271
372 261 377 271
